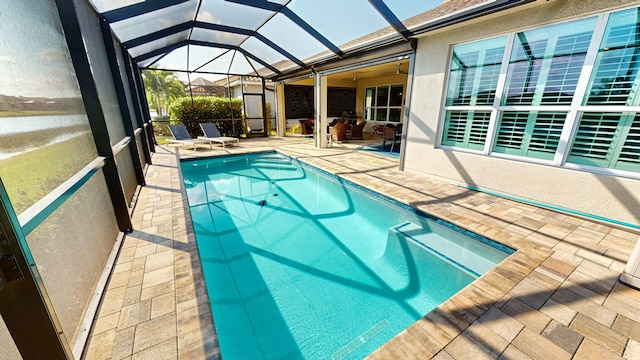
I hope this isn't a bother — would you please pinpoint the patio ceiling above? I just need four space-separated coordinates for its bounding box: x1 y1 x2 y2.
89 0 534 81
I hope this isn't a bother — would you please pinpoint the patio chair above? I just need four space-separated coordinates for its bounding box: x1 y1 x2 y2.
382 126 401 152
168 124 212 151
329 122 349 142
350 121 366 140
299 119 314 137
199 122 240 148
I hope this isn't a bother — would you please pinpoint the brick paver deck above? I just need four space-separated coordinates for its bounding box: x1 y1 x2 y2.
84 136 640 359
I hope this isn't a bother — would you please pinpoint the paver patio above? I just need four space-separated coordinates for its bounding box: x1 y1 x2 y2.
84 136 640 359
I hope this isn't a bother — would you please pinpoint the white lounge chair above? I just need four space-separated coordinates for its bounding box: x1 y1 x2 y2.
167 124 212 150
198 123 240 148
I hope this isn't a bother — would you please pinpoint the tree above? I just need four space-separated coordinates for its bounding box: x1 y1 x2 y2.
142 69 185 117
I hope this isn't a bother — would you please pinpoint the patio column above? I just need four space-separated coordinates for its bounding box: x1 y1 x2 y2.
316 73 329 148
276 82 286 137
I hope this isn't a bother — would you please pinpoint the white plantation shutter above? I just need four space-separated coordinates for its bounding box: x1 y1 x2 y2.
494 112 565 160
442 111 491 150
568 113 619 166
568 113 640 172
617 117 640 170
528 113 566 156
494 112 527 152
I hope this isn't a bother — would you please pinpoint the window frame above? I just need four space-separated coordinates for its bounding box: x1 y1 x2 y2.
438 7 640 180
364 83 404 123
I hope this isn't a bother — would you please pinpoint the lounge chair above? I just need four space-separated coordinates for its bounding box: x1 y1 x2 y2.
199 123 240 148
168 124 212 151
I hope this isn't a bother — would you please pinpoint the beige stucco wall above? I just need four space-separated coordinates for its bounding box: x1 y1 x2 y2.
405 0 640 226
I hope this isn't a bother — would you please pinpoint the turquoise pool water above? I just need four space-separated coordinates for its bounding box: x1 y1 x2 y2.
181 152 512 360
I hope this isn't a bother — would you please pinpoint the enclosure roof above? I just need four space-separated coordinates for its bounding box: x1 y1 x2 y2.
89 0 533 82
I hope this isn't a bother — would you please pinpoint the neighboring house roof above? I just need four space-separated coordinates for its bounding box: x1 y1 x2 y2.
213 75 274 87
186 76 225 96
189 77 217 87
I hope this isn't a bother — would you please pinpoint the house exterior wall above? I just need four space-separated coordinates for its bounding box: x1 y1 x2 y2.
405 0 640 226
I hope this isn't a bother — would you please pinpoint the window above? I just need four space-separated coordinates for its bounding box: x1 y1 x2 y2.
365 84 403 123
441 36 506 150
503 19 595 105
493 111 566 160
571 8 640 172
568 113 640 172
442 110 491 150
446 36 506 106
439 6 640 177
584 9 640 106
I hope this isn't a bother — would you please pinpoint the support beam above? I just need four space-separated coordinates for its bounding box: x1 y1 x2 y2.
122 48 153 165
132 65 156 153
101 0 187 23
189 41 281 74
124 21 304 68
0 180 72 360
195 22 305 67
226 0 344 57
368 0 411 40
101 20 146 187
56 0 133 232
122 21 192 49
134 40 188 62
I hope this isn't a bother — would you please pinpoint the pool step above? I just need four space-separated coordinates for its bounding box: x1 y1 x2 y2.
332 319 389 360
385 221 508 277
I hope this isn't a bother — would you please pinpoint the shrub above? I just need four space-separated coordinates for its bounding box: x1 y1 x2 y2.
289 123 301 134
169 96 245 137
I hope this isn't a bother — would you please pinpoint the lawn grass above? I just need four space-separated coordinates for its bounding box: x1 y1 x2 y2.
0 110 78 117
155 135 172 145
0 135 97 214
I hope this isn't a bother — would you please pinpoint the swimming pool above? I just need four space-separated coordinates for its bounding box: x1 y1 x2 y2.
181 152 512 360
